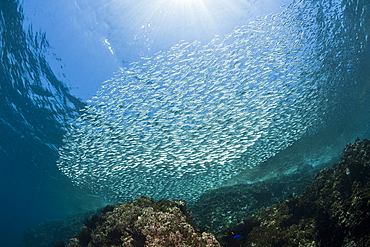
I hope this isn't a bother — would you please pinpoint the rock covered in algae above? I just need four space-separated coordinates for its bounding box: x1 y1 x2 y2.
67 196 220 247
221 138 370 247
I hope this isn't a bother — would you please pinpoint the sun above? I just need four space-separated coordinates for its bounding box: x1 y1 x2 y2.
129 0 217 42
102 0 241 45
82 0 252 62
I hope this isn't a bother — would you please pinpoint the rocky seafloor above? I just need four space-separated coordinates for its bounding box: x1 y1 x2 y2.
22 138 370 247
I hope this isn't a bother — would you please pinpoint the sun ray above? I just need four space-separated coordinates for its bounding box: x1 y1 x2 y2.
96 0 256 59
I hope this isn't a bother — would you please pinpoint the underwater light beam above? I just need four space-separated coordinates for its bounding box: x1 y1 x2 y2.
99 0 248 56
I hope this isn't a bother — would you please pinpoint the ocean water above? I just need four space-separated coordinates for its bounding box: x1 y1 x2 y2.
57 0 370 203
0 0 369 246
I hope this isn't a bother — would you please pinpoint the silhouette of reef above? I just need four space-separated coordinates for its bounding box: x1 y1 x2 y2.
220 138 370 247
21 210 99 247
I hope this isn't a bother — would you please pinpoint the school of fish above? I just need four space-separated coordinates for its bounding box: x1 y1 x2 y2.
57 0 364 203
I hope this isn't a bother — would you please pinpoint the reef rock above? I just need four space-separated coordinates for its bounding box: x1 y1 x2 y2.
221 138 370 247
67 196 220 247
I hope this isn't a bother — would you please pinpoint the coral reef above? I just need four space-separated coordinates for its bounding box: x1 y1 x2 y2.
220 138 370 247
66 196 220 247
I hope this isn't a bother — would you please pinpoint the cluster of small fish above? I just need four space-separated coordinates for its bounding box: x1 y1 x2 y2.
58 0 361 203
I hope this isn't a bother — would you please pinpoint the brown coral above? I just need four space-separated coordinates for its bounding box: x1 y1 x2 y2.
67 196 220 247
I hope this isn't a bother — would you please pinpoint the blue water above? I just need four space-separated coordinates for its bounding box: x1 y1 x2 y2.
0 0 369 246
